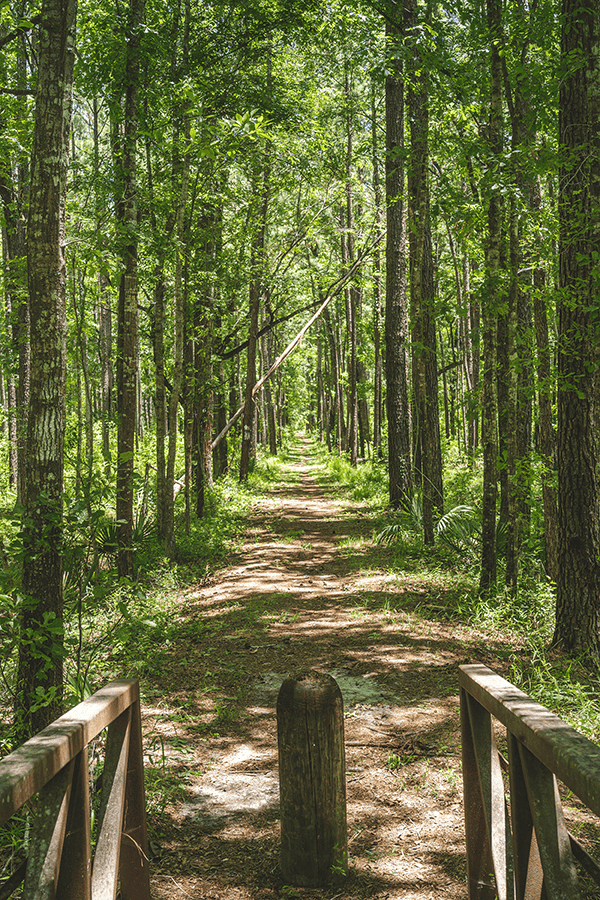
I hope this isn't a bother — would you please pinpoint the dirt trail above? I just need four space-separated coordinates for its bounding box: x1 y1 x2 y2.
146 441 476 900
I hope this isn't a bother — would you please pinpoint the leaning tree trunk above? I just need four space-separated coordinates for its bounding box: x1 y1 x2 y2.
15 0 76 739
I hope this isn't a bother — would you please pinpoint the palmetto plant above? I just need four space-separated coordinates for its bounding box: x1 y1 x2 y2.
376 497 481 562
435 505 481 556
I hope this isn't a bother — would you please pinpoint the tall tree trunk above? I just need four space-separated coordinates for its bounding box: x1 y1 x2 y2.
479 0 503 595
323 304 344 454
406 0 443 543
385 17 412 508
115 0 144 579
442 205 478 459
0 193 29 504
554 0 600 661
0 230 22 493
341 204 358 466
165 28 190 551
503 0 539 590
240 162 269 482
0 36 30 506
371 80 384 460
316 325 325 444
533 268 558 583
263 315 278 454
184 272 193 534
72 258 94 496
93 97 113 480
466 259 480 458
153 271 167 539
146 7 181 541
98 272 113 477
504 196 520 591
343 65 359 467
15 0 76 739
213 360 229 477
193 280 214 517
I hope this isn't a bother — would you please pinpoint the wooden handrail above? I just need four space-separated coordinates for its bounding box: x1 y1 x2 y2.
459 664 600 900
0 678 150 900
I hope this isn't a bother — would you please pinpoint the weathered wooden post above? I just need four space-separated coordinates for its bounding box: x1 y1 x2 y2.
276 671 347 886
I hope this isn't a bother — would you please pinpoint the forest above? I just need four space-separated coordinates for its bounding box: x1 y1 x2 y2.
0 0 599 750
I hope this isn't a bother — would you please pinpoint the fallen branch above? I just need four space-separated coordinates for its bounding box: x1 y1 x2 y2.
211 232 383 452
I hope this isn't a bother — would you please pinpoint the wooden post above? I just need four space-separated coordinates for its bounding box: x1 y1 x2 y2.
277 671 347 887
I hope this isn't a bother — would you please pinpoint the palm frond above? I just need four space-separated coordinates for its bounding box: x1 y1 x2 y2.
435 504 480 554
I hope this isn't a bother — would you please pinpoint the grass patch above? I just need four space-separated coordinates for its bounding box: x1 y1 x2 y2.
310 440 388 505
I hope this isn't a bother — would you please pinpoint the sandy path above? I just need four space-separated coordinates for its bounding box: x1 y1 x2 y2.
147 443 470 899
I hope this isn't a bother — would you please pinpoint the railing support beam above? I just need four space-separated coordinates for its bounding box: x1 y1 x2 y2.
459 665 595 900
0 679 149 900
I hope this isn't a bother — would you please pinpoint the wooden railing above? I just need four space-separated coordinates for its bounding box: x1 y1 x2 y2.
0 678 150 899
460 663 600 900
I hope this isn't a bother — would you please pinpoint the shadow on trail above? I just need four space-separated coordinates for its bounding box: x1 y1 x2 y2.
143 583 471 897
144 443 472 899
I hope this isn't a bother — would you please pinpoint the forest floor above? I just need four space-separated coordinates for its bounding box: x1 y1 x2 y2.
142 438 511 900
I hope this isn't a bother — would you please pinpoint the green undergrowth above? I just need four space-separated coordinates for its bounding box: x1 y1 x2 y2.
0 460 270 746
67 445 303 692
2 436 600 868
312 437 600 745
310 439 389 505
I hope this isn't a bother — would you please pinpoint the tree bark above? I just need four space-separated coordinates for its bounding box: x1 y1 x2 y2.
165 21 190 550
240 164 269 482
479 0 503 595
371 79 384 460
533 268 558 584
343 65 359 467
0 37 30 505
115 0 144 579
153 270 168 539
385 17 412 508
406 0 443 542
15 0 76 739
502 0 540 590
93 98 113 480
554 0 600 661
192 257 214 518
504 196 520 591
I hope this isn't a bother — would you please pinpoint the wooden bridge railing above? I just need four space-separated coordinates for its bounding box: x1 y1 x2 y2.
0 678 150 900
460 663 600 900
